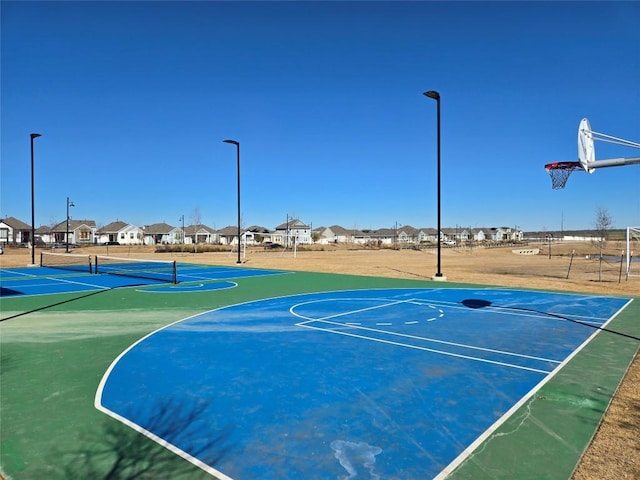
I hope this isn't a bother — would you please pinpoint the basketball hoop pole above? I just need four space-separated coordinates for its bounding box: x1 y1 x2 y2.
424 90 446 281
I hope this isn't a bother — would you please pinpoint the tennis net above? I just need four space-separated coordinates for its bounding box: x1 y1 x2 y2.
40 251 93 273
94 255 178 284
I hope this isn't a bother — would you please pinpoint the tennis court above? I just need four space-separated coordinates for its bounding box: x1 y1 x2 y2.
0 253 288 298
1 258 638 479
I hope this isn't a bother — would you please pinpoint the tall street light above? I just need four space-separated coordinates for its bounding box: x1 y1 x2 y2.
66 197 75 253
223 139 242 264
424 90 446 280
30 133 42 265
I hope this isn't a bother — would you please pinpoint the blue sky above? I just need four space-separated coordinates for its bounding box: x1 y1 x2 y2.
2 1 639 233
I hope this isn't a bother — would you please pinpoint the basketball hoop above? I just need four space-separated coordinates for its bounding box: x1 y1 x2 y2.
544 118 640 190
544 161 582 189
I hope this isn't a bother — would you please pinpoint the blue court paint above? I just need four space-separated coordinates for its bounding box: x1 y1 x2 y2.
176 265 288 283
0 264 286 297
0 272 107 297
96 288 631 479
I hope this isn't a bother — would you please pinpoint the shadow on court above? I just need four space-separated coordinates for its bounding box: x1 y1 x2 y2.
461 298 640 342
38 398 229 480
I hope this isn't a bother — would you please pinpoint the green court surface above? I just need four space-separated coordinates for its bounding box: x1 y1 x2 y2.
1 268 638 479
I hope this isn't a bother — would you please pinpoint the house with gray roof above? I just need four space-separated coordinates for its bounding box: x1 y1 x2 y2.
274 219 312 246
143 223 181 245
0 216 33 246
97 221 144 245
184 224 219 244
48 219 97 245
315 225 355 245
217 225 243 246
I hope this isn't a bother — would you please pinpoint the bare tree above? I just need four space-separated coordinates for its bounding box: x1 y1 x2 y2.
191 208 202 253
593 207 614 281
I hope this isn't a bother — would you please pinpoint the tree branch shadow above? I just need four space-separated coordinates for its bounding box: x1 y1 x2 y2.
42 397 231 479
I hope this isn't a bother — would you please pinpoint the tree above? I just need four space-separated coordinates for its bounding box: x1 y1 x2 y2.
593 207 613 281
191 207 202 252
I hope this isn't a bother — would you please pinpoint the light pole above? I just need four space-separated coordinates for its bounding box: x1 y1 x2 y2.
223 139 242 264
66 197 75 253
424 90 445 280
30 133 42 265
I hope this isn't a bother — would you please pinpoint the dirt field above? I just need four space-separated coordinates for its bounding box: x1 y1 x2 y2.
2 241 638 479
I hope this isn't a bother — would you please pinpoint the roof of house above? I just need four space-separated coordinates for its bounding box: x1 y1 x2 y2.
275 219 309 230
99 221 129 233
324 225 352 236
184 224 217 235
1 216 31 230
50 219 97 232
245 225 271 234
143 222 176 234
217 225 242 236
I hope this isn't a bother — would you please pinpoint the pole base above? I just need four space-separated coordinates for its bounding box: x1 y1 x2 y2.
431 274 447 282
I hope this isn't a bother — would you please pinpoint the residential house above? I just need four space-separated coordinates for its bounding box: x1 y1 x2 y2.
217 225 242 246
49 219 97 245
416 228 438 243
274 219 312 246
473 228 488 242
372 228 395 246
397 226 419 244
0 216 33 246
184 224 219 245
315 225 354 245
484 227 522 242
97 221 144 245
143 223 181 245
244 226 271 246
351 229 372 245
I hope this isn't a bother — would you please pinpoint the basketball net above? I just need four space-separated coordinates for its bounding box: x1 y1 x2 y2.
544 162 582 189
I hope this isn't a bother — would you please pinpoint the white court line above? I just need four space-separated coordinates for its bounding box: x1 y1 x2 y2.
297 322 552 374
290 297 443 323
298 317 560 366
2 274 108 291
291 298 560 366
44 275 110 289
0 269 39 278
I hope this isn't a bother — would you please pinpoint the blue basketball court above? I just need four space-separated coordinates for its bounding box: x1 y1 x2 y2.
95 286 632 479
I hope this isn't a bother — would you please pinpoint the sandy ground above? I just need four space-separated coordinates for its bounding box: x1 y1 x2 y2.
2 241 638 479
